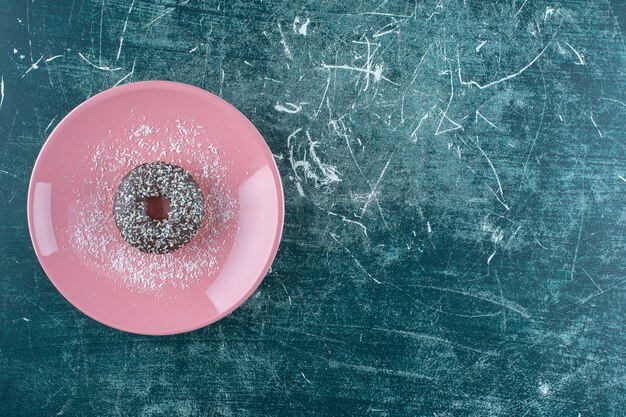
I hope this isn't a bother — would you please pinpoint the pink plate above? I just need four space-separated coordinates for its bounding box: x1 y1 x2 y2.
27 81 284 335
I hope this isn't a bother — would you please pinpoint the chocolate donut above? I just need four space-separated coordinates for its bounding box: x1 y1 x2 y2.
113 162 204 254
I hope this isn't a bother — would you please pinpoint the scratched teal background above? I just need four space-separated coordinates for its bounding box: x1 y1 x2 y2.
1 0 625 416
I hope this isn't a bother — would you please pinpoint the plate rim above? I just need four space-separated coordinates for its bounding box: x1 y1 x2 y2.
27 80 285 335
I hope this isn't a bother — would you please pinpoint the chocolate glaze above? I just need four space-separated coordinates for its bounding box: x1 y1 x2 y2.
113 162 204 254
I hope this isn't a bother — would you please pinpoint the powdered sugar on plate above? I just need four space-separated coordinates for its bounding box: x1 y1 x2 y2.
66 114 238 294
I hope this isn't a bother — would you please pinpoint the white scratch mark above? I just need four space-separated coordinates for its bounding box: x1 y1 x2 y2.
78 52 122 71
483 222 504 244
618 175 626 183
507 225 522 246
475 110 498 129
411 111 431 141
579 287 610 305
321 207 368 237
330 233 380 283
293 17 310 36
287 129 303 171
0 169 24 181
321 38 398 90
544 6 555 20
436 114 463 135
487 249 497 265
112 59 136 87
328 359 433 380
21 55 44 78
144 0 187 29
219 68 225 97
22 317 30 322
295 181 305 197
301 372 312 384
373 20 398 38
373 28 397 38
416 285 531 318
538 382 551 396
427 222 432 233
426 0 443 21
581 267 602 292
601 98 626 108
275 102 302 113
570 209 584 281
321 63 393 87
243 60 253 66
0 76 3 111
99 0 104 63
435 67 463 135
475 40 487 52
359 12 411 18
277 23 292 60
368 326 496 355
360 152 393 218
116 0 135 61
590 113 602 138
281 282 292 306
458 41 552 89
487 185 510 211
401 45 433 123
45 55 64 62
475 139 505 200
513 0 528 19
44 117 56 133
520 61 547 190
535 239 548 249
56 399 71 416
563 41 585 65
288 129 342 188
331 119 389 228
305 130 341 183
315 69 332 117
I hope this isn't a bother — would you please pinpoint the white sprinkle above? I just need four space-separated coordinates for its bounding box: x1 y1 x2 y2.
69 117 238 294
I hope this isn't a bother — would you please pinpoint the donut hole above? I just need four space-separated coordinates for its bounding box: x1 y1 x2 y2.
146 195 171 221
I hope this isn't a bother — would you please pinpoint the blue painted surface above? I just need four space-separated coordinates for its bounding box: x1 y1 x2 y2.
1 0 625 415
